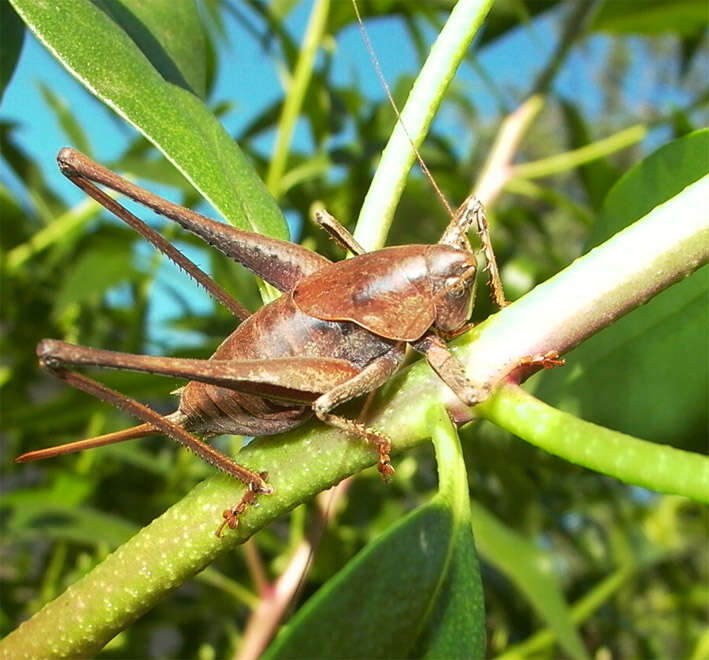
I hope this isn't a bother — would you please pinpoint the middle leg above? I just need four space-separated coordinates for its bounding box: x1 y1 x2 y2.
312 348 404 479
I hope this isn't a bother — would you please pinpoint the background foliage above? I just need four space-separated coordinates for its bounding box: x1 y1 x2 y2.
1 1 708 658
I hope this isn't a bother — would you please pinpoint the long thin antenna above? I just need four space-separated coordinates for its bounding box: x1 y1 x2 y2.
351 0 456 219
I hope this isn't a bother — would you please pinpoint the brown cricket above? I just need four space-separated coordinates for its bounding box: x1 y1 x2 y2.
16 148 556 536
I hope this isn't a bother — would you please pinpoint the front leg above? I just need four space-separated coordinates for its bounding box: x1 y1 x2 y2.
312 348 405 479
411 333 489 406
413 333 566 408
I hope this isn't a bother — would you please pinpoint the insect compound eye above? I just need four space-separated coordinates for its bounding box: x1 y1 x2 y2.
444 276 467 298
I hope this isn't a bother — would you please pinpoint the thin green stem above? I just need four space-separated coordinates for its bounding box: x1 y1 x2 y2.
5 197 102 273
493 564 636 659
198 567 259 609
472 95 545 205
503 177 594 225
265 0 330 197
478 385 709 503
511 124 648 180
472 0 603 207
353 0 494 250
469 502 588 660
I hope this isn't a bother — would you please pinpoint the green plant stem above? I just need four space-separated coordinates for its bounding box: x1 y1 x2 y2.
503 177 594 226
473 95 545 205
265 0 330 198
198 568 259 609
478 384 709 502
2 176 707 659
353 0 494 250
453 175 709 396
473 0 602 206
5 197 102 273
511 124 648 180
469 502 588 660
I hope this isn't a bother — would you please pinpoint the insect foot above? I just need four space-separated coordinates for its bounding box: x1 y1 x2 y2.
518 350 566 370
508 350 566 385
356 423 394 481
313 403 395 481
216 472 272 538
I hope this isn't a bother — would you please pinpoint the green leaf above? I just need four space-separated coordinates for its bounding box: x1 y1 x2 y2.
10 0 287 240
470 501 589 660
265 410 484 660
0 2 25 103
93 0 207 98
534 130 709 445
592 0 708 36
8 502 139 549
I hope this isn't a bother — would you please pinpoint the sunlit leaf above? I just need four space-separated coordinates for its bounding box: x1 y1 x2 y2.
93 0 208 98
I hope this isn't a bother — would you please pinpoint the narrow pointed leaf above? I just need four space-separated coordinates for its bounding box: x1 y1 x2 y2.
10 0 287 239
470 501 589 660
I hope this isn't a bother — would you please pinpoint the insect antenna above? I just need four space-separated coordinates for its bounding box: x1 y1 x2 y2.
351 0 456 220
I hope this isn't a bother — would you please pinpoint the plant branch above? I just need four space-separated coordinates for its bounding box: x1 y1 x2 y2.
493 564 637 660
472 95 544 205
472 0 602 206
479 385 709 502
235 482 350 660
510 124 647 180
2 176 707 658
265 0 330 197
353 0 494 250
